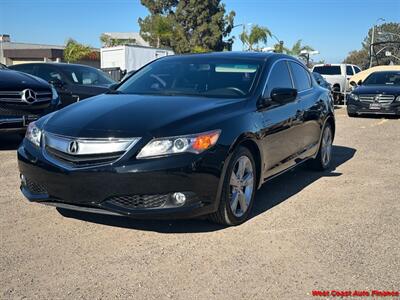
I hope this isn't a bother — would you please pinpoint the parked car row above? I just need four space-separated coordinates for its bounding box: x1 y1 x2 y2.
2 54 398 226
312 63 361 104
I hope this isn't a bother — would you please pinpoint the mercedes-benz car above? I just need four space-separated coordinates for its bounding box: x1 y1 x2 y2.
18 52 335 225
9 63 116 108
0 69 60 133
347 71 400 117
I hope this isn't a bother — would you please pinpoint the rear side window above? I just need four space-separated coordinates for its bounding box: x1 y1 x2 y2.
313 66 341 75
10 64 35 75
265 61 293 96
354 66 361 73
35 66 63 82
346 65 354 75
289 62 311 91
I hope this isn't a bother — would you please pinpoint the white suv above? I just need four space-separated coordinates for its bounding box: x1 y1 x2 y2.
312 64 361 103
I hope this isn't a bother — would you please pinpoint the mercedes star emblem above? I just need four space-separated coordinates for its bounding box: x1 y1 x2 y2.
21 89 37 104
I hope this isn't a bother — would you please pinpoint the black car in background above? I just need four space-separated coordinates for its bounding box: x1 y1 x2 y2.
312 72 332 91
9 63 116 107
347 71 400 117
0 69 59 133
18 52 335 225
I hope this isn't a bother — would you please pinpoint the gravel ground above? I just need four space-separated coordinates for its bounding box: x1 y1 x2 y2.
1 108 399 300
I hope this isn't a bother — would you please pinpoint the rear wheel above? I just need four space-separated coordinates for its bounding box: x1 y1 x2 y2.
209 147 256 226
308 124 333 171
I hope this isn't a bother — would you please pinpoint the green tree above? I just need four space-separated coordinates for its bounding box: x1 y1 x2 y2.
63 39 92 63
343 22 400 68
239 25 272 51
139 15 174 48
139 0 235 53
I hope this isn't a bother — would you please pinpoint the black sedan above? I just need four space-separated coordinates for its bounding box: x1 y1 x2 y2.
347 71 400 117
9 63 116 107
18 52 335 225
0 69 59 133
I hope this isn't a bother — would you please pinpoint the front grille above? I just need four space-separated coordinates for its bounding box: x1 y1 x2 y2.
42 132 140 169
105 194 169 209
0 90 52 103
45 146 123 167
25 178 47 195
359 94 395 104
0 103 41 117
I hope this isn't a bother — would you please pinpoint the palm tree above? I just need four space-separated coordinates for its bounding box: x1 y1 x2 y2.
284 39 314 56
240 25 272 51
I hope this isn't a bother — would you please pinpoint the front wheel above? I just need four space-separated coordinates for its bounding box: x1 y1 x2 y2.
208 147 256 226
308 124 333 171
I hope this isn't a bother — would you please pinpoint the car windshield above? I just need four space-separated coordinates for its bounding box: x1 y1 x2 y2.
313 66 341 75
117 57 262 98
62 65 115 86
363 71 400 86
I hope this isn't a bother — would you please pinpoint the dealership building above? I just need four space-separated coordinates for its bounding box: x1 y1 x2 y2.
0 34 100 67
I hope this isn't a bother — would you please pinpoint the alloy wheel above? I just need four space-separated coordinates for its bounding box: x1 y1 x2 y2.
229 156 254 217
321 127 333 167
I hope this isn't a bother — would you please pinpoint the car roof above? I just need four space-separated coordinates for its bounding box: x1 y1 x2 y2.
10 62 97 69
160 51 295 63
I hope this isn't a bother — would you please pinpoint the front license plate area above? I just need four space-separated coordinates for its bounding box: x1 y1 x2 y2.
369 103 381 110
23 115 39 127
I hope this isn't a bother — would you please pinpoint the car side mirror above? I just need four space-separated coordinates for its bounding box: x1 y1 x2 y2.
357 80 363 86
48 78 64 88
270 88 298 104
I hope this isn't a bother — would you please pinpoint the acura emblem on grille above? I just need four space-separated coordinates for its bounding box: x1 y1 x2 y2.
21 89 37 104
68 141 79 154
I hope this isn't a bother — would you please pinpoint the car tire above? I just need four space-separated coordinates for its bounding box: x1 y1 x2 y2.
208 146 257 226
307 123 333 171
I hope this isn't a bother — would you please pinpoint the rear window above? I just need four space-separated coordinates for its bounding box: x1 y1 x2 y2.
313 66 341 75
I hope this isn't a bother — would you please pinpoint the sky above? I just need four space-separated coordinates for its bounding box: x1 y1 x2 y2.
0 0 399 63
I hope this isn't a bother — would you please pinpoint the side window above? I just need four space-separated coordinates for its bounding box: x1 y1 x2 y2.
289 62 311 92
354 66 361 74
35 66 63 82
265 61 293 96
346 65 354 75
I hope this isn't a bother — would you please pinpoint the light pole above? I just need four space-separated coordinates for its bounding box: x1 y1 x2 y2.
369 17 386 68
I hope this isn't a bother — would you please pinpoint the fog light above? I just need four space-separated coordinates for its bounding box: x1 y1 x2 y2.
172 192 186 205
20 174 27 186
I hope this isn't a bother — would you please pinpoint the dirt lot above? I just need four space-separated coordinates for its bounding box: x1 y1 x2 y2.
1 108 399 300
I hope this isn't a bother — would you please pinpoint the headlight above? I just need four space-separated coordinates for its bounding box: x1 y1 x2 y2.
349 93 359 101
25 122 42 147
396 96 400 102
137 130 221 159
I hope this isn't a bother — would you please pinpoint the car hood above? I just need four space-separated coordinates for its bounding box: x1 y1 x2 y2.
353 85 400 96
44 94 246 138
0 70 51 91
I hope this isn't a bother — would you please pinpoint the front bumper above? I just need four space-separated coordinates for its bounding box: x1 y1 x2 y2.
18 140 228 219
347 99 400 115
0 102 59 132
